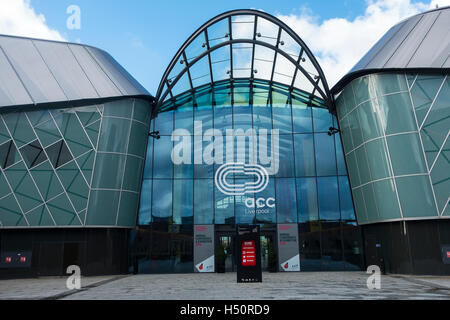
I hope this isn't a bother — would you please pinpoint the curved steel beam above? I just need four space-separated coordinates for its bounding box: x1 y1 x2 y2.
156 9 332 107
158 39 330 108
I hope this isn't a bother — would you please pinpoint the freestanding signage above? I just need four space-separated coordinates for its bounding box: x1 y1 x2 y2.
194 225 215 272
236 225 262 283
277 224 300 271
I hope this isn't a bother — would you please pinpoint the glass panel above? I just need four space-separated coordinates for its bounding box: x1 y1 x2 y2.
352 187 368 224
297 177 318 222
45 140 73 169
174 100 194 131
357 99 384 141
128 121 149 158
231 15 254 39
215 189 234 224
313 107 332 133
346 151 360 187
173 179 193 224
2 112 36 148
194 179 214 224
272 90 291 133
189 56 210 88
276 134 294 177
294 134 315 177
273 53 295 86
387 133 427 176
279 29 301 60
151 179 172 221
256 17 279 46
53 112 92 158
361 183 379 222
98 117 131 153
91 153 126 189
338 176 355 221
314 133 336 177
20 140 47 169
253 45 275 80
396 175 438 218
210 45 231 82
352 76 371 104
347 108 363 149
153 135 173 179
0 140 20 169
184 31 207 63
378 93 417 135
232 43 253 78
138 179 152 225
354 145 371 185
173 135 193 179
292 99 312 133
255 179 276 223
252 84 272 131
317 177 340 220
123 156 144 192
410 75 444 126
276 178 297 223
365 138 393 180
372 179 401 220
207 18 230 47
235 179 255 224
335 134 347 175
103 99 133 118
372 73 408 96
170 72 191 97
155 111 173 136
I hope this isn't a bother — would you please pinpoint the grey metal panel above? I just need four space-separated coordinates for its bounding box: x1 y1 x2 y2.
0 35 153 111
332 6 450 94
85 46 149 96
0 47 32 107
68 44 123 97
350 21 406 72
33 40 99 101
0 36 67 104
408 10 450 67
385 11 440 68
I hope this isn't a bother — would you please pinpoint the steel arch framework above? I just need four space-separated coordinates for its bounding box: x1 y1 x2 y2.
154 9 333 115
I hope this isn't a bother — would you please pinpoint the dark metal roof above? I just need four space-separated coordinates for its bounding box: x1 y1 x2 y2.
332 6 450 94
0 34 153 112
155 9 332 114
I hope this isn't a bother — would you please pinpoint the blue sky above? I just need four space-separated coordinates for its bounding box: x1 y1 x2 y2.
1 0 447 94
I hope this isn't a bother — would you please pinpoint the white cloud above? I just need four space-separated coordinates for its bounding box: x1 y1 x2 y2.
276 0 450 87
0 0 65 41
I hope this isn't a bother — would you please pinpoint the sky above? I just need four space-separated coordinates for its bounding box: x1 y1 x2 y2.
0 0 449 95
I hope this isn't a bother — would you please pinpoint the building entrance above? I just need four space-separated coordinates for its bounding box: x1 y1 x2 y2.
215 228 276 273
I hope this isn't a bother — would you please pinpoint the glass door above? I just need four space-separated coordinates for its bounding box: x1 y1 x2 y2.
217 235 235 272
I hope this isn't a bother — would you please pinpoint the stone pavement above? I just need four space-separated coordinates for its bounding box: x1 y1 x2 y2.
0 272 449 300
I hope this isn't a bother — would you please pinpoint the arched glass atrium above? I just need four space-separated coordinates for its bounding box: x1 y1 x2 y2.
135 10 364 273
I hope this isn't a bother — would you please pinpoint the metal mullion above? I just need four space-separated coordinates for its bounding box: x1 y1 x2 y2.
290 49 303 91
250 16 258 80
228 17 233 80
270 27 282 84
419 75 446 130
182 51 194 92
204 29 214 84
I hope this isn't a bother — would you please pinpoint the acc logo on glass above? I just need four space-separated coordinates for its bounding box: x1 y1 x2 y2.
215 163 269 196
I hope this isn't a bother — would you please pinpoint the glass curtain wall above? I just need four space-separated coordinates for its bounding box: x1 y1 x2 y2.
138 79 364 272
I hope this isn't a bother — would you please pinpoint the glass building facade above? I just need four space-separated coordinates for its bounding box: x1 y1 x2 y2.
336 73 448 223
135 79 364 273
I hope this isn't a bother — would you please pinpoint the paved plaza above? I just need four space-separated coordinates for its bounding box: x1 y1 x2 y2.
0 272 449 300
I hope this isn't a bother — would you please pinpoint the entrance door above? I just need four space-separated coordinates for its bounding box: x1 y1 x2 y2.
217 234 235 272
260 233 275 271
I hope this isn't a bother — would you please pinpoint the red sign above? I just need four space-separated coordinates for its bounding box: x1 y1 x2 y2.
241 240 256 267
20 257 26 263
447 251 450 259
5 257 11 263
